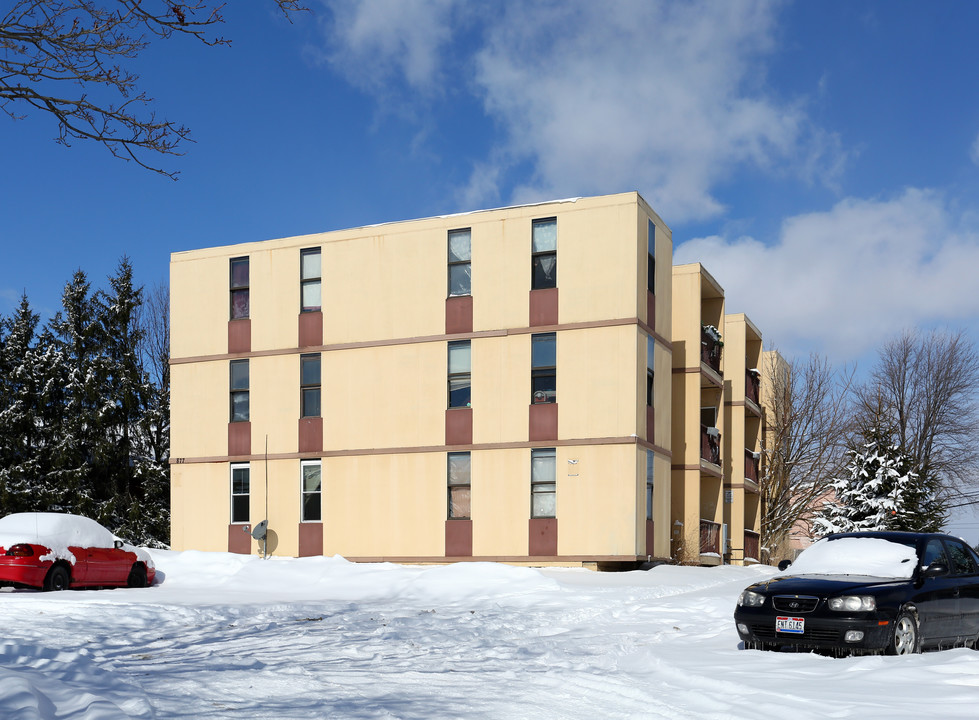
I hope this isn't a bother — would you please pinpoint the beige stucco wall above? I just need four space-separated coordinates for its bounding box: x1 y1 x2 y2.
170 462 232 551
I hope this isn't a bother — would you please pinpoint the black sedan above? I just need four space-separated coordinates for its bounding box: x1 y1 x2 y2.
734 531 979 655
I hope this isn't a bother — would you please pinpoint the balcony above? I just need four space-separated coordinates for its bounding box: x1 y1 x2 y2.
744 530 760 562
700 425 721 466
745 368 760 405
701 326 722 375
744 448 759 483
700 519 721 555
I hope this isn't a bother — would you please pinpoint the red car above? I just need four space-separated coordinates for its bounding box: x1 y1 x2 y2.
0 512 155 591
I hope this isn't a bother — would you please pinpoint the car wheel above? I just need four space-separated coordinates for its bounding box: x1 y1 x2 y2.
43 565 70 592
127 564 148 588
887 611 920 655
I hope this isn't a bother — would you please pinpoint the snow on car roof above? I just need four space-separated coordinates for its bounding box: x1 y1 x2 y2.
786 536 918 578
0 512 116 550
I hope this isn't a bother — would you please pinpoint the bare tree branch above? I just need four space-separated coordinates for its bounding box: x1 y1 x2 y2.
1 0 306 179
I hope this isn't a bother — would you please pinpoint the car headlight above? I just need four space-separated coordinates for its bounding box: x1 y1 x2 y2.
738 590 766 607
828 595 876 612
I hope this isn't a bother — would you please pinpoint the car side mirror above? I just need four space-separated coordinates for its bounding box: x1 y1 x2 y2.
114 540 124 550
777 559 792 571
923 561 949 578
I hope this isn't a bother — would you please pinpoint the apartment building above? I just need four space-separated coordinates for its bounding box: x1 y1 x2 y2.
169 192 674 568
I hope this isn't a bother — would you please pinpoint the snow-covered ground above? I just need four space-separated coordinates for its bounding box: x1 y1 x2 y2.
2 552 978 719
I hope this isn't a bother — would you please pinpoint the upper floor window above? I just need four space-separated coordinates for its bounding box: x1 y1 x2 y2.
531 218 557 289
301 248 322 312
447 451 471 519
646 336 655 407
647 219 656 294
301 460 322 522
646 450 655 521
448 340 471 408
300 353 321 418
231 463 250 523
448 228 472 297
531 333 556 404
531 448 556 518
230 359 249 422
230 257 249 319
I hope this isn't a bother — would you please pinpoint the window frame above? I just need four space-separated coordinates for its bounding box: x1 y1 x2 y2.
230 256 250 319
447 451 472 519
531 217 557 290
646 335 655 407
531 447 556 519
300 459 322 523
447 228 472 297
646 450 655 521
230 359 250 422
531 333 557 404
300 353 322 418
647 219 656 294
447 340 472 408
300 247 322 313
230 463 250 524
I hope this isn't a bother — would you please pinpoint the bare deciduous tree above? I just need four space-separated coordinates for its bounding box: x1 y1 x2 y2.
856 328 979 498
760 351 854 562
1 0 305 178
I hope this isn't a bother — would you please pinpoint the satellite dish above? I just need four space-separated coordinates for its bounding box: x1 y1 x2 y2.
251 519 268 540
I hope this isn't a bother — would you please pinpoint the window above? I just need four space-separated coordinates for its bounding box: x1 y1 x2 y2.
531 448 556 518
230 359 249 422
231 463 250 523
300 248 322 312
646 336 655 407
300 354 321 418
448 228 471 297
647 219 656 294
230 257 249 319
301 460 322 522
447 452 471 519
922 538 948 569
448 340 471 408
646 450 655 521
946 539 979 575
531 218 557 289
531 333 556 403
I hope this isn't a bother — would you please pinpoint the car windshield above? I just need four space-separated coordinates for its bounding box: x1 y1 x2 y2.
786 537 918 578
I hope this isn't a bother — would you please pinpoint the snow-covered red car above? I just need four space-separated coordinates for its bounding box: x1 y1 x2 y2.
0 512 155 591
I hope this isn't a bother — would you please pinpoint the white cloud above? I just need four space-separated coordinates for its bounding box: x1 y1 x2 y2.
319 0 846 222
674 189 979 360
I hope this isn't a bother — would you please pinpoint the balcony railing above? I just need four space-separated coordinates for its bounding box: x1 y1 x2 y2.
745 369 760 405
701 425 721 465
744 530 760 561
700 519 721 555
701 328 722 374
744 448 759 483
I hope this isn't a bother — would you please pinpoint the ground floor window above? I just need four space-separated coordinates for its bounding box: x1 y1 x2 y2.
531 448 556 518
231 463 249 523
447 452 471 518
646 450 655 520
301 460 322 522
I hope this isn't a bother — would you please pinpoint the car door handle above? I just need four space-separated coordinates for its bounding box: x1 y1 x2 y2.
953 588 960 597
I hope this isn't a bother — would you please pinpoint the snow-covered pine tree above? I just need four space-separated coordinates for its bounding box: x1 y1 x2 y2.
813 423 940 535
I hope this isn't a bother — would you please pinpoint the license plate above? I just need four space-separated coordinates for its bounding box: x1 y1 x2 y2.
776 616 804 634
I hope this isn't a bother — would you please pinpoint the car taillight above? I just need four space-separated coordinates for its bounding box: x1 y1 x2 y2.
5 544 35 557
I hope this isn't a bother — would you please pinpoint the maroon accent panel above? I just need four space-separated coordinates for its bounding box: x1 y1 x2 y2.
646 519 655 557
228 319 251 354
445 519 473 557
298 311 323 348
445 407 473 446
529 402 558 441
445 295 474 334
228 524 251 554
646 405 655 443
529 518 558 556
299 416 323 453
646 291 655 331
529 288 559 327
228 421 251 456
298 523 324 557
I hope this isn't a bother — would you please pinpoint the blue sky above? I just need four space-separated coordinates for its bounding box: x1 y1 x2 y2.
3 0 979 533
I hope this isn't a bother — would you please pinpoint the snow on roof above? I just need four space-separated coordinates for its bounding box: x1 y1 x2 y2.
785 536 918 578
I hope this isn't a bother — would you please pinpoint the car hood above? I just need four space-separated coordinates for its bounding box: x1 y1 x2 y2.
746 573 908 595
